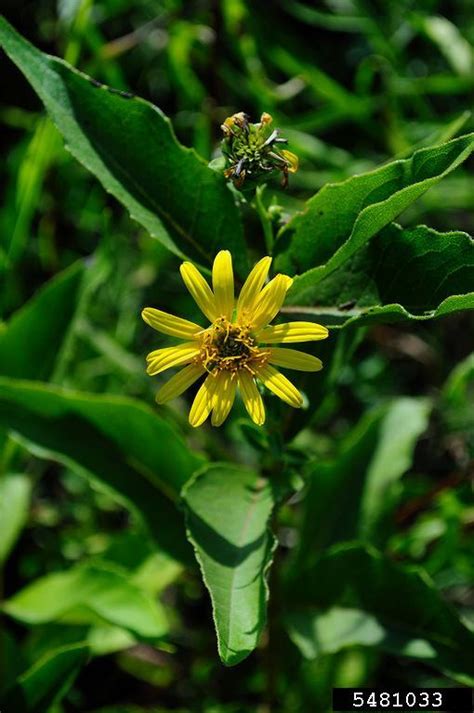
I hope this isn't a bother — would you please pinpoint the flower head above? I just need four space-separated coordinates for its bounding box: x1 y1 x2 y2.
220 112 298 189
142 251 328 427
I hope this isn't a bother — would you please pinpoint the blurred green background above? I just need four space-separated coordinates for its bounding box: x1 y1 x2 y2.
1 1 473 711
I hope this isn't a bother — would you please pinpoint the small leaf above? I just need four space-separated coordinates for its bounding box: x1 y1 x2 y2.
4 563 168 637
0 17 247 273
286 544 474 685
275 134 474 286
0 377 203 562
0 642 88 713
0 261 84 379
0 473 32 565
283 224 474 327
182 464 276 666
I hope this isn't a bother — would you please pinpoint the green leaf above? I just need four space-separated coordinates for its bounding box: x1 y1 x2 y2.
0 630 27 694
0 377 203 562
182 464 276 666
4 563 168 637
282 224 474 327
414 15 473 76
275 134 474 287
0 642 88 713
0 473 32 565
295 398 431 568
441 352 474 438
0 17 247 273
286 544 474 685
0 261 84 378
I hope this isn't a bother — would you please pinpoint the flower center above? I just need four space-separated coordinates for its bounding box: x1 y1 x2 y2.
197 317 268 374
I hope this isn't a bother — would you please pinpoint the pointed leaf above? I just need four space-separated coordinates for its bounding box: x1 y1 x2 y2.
275 134 474 288
0 643 88 713
295 398 431 570
182 464 276 666
0 17 247 272
283 224 474 327
0 261 84 379
0 377 203 562
4 563 168 637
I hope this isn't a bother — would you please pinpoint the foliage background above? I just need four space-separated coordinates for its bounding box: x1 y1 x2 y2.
0 0 473 711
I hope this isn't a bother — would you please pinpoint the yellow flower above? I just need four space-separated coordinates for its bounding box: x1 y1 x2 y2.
142 251 328 427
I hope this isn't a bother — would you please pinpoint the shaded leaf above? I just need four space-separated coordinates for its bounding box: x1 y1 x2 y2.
182 464 276 666
282 224 474 327
0 17 247 273
275 134 474 287
0 630 27 694
0 377 203 562
4 563 168 637
0 472 32 565
0 261 84 378
286 543 474 685
0 643 88 713
441 352 474 439
294 398 431 569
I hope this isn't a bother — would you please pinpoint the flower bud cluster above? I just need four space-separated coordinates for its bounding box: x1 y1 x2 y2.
220 112 298 189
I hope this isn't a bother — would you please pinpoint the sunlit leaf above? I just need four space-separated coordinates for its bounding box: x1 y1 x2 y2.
182 464 276 666
0 17 247 273
0 473 31 565
275 134 474 287
282 224 474 327
4 563 168 637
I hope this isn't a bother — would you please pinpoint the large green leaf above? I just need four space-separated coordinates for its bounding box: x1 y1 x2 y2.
294 398 431 570
0 378 203 562
0 261 84 377
0 17 247 273
0 473 32 565
4 563 168 637
275 134 474 285
182 464 276 666
286 544 474 685
0 643 88 712
282 224 474 325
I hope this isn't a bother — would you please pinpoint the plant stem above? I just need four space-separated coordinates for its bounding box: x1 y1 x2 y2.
255 185 275 255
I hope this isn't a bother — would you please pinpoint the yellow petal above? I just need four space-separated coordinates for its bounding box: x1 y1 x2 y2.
250 274 293 330
236 256 272 321
211 372 237 427
280 149 299 173
238 371 265 426
180 262 217 322
257 321 329 343
268 347 322 372
255 364 303 408
142 307 201 339
156 363 205 404
146 343 200 376
189 373 219 427
212 250 234 318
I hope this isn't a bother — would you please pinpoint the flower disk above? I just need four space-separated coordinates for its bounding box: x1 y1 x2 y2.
142 251 328 428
